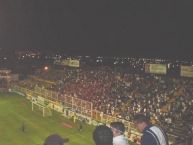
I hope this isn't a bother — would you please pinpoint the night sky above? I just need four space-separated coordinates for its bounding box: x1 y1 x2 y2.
0 0 192 59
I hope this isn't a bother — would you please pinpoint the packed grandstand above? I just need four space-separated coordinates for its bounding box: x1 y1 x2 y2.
10 62 193 145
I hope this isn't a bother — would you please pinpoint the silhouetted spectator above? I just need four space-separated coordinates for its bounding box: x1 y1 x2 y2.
44 134 69 145
93 125 113 145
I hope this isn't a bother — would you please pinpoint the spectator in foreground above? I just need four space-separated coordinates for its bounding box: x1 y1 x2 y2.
110 122 129 145
93 125 113 145
134 114 168 145
44 134 69 145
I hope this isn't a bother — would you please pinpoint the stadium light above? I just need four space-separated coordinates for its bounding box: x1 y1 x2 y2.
44 66 49 71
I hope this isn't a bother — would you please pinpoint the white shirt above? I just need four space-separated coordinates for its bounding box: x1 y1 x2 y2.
113 135 129 145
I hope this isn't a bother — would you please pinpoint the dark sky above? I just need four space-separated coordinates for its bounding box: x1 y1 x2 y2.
0 0 192 59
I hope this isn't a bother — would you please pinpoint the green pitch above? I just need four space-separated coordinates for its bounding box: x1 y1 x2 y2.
0 92 136 145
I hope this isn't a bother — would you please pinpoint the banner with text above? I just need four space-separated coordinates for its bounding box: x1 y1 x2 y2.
54 59 80 67
145 64 167 74
181 65 193 78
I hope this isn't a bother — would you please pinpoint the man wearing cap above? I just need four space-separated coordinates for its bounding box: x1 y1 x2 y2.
110 122 129 145
134 114 168 145
44 134 69 145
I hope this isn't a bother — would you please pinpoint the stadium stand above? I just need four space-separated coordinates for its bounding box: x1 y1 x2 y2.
13 66 193 145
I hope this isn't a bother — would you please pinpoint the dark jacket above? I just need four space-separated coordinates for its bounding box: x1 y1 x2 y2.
141 125 168 145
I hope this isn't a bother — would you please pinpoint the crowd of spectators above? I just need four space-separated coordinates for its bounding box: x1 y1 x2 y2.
18 66 193 142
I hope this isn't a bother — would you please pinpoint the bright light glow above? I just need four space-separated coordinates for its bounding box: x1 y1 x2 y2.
44 66 48 71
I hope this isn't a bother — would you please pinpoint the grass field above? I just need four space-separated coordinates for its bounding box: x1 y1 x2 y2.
0 92 136 145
